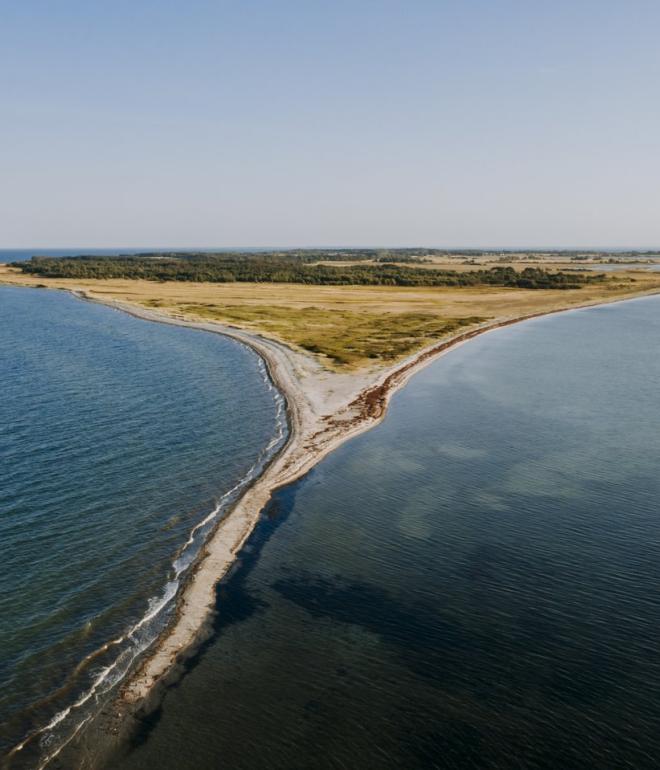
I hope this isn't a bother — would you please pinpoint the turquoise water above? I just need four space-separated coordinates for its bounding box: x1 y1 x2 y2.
110 295 660 770
0 287 286 768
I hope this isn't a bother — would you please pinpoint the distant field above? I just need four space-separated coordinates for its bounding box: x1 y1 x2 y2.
313 258 660 272
2 264 660 370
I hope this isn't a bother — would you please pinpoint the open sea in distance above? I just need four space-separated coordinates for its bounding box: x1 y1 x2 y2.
0 249 273 263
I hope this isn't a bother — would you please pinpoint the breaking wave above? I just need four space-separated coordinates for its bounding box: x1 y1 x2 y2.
5 355 288 770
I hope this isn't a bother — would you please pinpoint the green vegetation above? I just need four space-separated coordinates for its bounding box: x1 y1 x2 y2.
15 253 605 290
151 301 487 366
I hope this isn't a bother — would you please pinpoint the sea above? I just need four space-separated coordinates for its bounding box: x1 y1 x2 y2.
0 287 287 768
105 294 660 770
582 262 660 271
4 284 660 769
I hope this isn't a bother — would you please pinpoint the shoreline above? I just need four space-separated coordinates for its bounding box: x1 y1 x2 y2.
3 279 660 767
63 285 660 704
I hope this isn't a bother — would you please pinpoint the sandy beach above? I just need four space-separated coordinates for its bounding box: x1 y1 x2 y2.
62 286 660 710
3 277 660 769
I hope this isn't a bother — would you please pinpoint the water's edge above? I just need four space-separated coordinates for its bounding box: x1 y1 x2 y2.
6 284 660 769
1 288 291 770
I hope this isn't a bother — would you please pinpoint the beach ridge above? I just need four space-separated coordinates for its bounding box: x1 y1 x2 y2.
3 277 660 747
59 285 660 710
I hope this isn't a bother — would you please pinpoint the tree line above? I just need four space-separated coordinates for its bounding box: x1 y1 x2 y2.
15 254 606 290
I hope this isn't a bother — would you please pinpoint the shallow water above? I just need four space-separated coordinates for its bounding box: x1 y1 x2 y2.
112 295 660 770
581 261 660 271
0 287 286 767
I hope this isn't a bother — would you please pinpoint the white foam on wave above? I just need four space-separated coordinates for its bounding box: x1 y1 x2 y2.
22 578 182 761
16 356 290 770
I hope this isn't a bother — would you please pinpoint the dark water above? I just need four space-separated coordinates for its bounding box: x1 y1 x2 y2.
0 288 286 768
112 295 660 770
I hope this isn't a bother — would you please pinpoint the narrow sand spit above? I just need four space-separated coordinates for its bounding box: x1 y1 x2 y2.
77 294 497 704
11 284 660 716
54 288 652 708
50 287 660 710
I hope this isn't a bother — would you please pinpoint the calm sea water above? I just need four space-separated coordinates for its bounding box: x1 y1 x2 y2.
0 287 286 768
0 248 271 263
582 262 660 271
109 295 660 770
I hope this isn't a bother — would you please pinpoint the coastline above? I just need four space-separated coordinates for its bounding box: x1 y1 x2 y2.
65 286 660 705
3 278 660 767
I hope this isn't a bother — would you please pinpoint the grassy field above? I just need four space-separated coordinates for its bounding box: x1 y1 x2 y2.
2 264 660 370
313 258 660 272
168 302 485 366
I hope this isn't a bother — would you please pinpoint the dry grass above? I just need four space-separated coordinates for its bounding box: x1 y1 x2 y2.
3 264 660 370
165 301 485 366
313 258 660 272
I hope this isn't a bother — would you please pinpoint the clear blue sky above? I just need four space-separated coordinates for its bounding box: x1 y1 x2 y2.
2 0 658 248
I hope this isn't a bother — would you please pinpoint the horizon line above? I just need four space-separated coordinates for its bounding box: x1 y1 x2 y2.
3 245 660 253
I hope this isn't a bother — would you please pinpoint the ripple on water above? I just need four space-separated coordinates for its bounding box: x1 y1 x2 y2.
0 287 287 768
111 295 660 770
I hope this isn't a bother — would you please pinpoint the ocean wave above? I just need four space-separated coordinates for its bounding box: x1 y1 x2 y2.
6 357 288 770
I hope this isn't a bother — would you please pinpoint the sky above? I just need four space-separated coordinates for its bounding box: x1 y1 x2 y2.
1 0 659 249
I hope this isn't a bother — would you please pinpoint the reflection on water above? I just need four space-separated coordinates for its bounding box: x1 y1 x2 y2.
113 296 660 769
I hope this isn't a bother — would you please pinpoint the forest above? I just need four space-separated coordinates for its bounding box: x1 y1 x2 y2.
14 252 606 290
